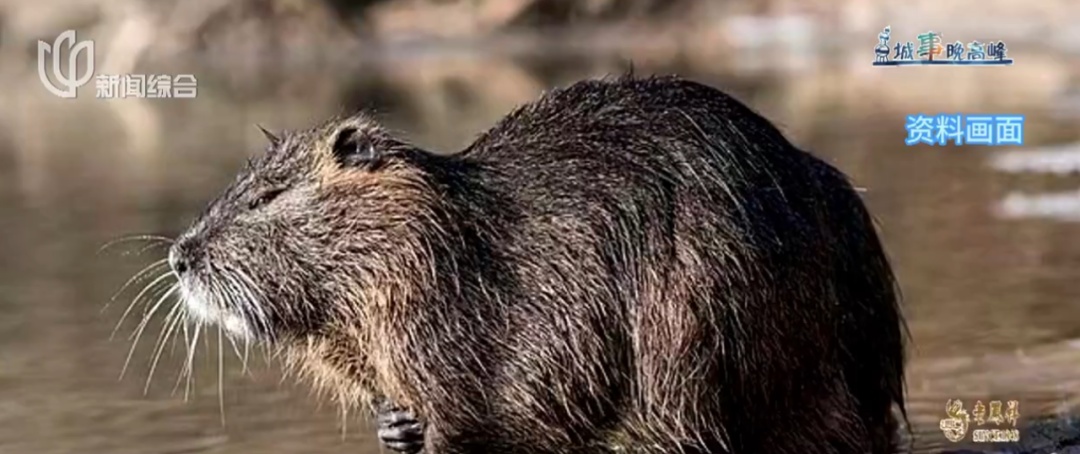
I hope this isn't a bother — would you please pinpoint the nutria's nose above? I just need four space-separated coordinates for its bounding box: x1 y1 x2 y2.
169 239 198 275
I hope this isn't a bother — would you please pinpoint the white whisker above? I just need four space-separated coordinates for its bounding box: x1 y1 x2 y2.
215 273 253 374
219 271 246 333
204 272 232 427
104 257 169 313
218 324 226 427
341 405 349 441
135 242 171 256
145 300 185 394
112 270 175 340
173 319 193 397
225 332 250 376
127 281 177 342
182 322 203 402
121 284 179 380
98 234 175 255
203 318 213 359
243 339 251 375
234 267 273 341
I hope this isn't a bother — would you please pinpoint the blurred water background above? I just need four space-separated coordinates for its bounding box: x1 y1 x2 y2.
3 0 1080 453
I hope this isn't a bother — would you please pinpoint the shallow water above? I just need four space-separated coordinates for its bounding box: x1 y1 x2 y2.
3 46 1080 454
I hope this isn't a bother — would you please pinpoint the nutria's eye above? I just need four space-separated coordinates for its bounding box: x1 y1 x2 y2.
331 127 378 167
249 188 285 210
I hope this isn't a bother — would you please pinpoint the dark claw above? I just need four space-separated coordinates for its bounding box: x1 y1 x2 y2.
376 403 425 454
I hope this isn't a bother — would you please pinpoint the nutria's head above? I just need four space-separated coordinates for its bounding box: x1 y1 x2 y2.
168 114 438 343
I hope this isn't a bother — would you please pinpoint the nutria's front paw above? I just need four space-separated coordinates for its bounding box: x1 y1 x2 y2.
376 403 425 454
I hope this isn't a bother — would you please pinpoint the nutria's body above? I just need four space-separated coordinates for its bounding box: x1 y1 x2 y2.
167 75 906 454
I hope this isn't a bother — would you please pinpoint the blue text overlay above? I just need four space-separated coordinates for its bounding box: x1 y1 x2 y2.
905 114 1025 146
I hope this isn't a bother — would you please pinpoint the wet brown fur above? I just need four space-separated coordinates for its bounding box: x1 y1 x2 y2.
170 75 907 454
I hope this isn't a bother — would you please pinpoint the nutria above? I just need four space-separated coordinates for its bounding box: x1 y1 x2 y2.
163 75 906 453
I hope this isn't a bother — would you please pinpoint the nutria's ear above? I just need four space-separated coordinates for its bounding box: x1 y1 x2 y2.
255 124 280 146
331 126 378 167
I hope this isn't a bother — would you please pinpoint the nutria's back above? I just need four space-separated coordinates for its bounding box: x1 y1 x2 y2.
167 75 905 454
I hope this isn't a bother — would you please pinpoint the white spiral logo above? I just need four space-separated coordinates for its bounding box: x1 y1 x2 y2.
37 30 95 99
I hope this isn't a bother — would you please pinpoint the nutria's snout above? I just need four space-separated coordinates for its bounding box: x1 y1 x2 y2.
168 236 199 276
168 232 262 341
